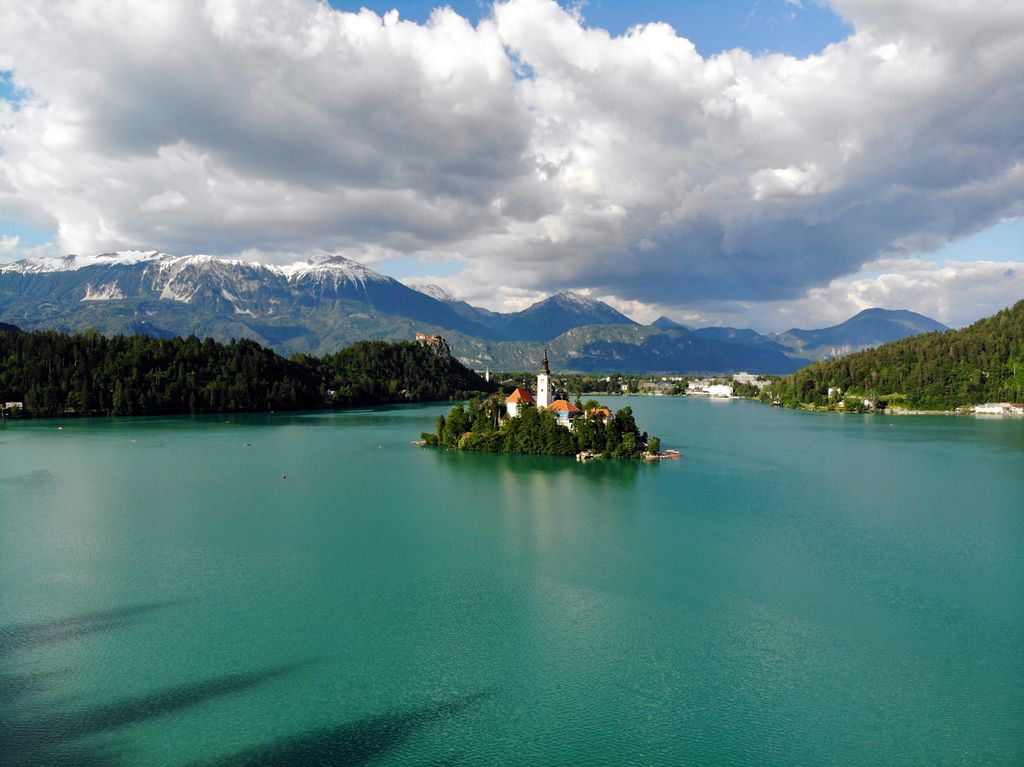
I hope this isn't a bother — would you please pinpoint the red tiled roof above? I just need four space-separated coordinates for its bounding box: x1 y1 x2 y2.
546 399 581 413
588 407 612 418
506 387 535 404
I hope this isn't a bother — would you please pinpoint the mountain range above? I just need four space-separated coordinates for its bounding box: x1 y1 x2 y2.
0 251 948 374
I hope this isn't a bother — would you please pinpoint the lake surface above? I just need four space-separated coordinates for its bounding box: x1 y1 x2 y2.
1 397 1022 766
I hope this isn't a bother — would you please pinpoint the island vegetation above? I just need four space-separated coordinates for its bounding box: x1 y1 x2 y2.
763 299 1024 411
0 324 494 417
423 396 657 459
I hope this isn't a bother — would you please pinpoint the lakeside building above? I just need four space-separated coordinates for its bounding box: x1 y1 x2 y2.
732 372 770 388
973 402 1024 415
688 379 734 398
687 378 712 394
640 380 675 395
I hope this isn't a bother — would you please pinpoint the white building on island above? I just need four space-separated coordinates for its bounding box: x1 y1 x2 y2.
505 387 535 418
536 349 552 409
505 350 584 428
546 399 582 428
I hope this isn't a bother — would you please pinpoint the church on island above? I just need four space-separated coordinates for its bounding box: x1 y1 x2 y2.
505 350 583 429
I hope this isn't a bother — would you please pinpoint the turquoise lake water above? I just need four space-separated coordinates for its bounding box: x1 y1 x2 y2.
1 397 1022 766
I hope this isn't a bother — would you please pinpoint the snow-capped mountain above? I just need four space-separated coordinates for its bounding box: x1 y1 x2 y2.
490 290 638 341
0 251 494 352
0 250 946 369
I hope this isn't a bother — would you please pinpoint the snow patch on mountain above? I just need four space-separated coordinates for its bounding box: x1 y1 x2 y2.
81 282 125 301
2 250 169 274
553 290 602 309
278 255 390 288
159 279 200 303
408 283 456 302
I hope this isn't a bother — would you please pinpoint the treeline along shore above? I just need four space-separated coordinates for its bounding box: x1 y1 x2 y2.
0 324 495 417
763 299 1024 411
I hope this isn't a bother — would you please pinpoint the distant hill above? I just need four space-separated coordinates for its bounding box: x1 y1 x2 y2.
491 291 637 341
0 321 21 334
772 308 948 360
410 285 637 341
771 300 1024 410
650 316 684 329
449 323 806 374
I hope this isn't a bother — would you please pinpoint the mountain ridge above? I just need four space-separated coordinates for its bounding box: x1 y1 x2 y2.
1 251 950 372
773 308 949 360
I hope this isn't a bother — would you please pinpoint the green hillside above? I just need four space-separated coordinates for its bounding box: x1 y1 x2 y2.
769 300 1024 410
0 326 494 417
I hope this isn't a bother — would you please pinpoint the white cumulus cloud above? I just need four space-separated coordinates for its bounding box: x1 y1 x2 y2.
0 0 1020 324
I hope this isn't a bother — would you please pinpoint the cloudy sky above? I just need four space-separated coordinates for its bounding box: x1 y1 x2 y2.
0 0 1021 331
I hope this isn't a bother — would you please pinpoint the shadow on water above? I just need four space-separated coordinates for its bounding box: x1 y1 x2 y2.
1 602 489 767
0 664 311 767
192 691 493 767
0 602 311 767
0 601 184 657
0 468 59 489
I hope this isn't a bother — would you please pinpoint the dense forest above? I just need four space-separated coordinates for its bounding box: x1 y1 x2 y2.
423 397 656 458
766 299 1024 410
0 325 494 417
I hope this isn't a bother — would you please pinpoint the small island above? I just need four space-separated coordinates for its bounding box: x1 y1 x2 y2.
422 351 665 460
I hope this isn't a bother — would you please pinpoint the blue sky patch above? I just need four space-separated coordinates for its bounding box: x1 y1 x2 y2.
0 220 56 249
921 219 1024 264
327 0 852 58
0 69 31 107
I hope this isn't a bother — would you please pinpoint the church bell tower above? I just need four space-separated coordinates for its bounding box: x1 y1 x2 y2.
536 349 552 409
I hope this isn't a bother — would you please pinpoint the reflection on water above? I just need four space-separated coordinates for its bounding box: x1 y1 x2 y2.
431 447 648 488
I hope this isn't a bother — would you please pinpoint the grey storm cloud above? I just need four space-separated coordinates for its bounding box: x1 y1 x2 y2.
0 0 1021 313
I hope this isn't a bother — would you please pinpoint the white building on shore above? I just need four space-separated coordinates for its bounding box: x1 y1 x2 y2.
973 402 1024 415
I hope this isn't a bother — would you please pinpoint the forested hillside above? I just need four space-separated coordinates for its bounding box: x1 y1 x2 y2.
0 327 493 417
769 300 1024 410
319 340 495 406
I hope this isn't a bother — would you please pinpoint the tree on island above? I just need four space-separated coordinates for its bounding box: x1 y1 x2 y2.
423 397 656 459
